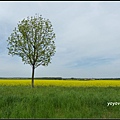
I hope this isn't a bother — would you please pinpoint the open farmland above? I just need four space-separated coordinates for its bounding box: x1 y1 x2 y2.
0 79 120 118
0 79 120 87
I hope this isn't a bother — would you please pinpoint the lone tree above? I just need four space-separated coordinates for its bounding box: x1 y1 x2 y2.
7 14 56 87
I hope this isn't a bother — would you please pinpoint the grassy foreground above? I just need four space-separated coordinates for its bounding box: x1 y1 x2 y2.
0 86 120 118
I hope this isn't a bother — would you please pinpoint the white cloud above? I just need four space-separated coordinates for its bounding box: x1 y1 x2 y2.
1 1 120 78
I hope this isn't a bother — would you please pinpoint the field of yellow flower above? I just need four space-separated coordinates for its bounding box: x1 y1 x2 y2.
0 79 120 87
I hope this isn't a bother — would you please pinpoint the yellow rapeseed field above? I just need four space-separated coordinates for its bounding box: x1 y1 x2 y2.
0 79 120 87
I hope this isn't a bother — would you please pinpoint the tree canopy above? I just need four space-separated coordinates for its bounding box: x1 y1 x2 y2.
7 14 56 87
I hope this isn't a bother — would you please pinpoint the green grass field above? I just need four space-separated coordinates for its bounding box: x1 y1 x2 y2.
0 86 120 118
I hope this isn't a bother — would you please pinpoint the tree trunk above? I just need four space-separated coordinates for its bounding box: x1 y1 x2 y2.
32 64 35 88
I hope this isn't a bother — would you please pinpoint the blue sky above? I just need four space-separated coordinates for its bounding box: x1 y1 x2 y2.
0 1 120 78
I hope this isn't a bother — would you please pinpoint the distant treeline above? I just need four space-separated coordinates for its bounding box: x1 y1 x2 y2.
0 77 120 80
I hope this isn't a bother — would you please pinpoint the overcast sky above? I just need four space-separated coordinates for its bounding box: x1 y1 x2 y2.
0 1 120 78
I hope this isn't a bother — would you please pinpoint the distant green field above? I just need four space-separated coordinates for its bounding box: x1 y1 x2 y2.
0 86 120 118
